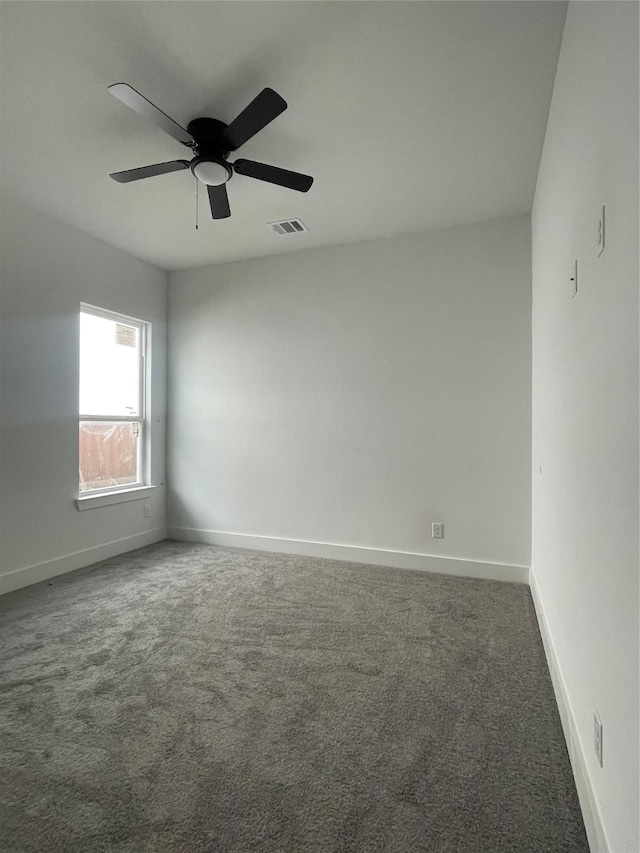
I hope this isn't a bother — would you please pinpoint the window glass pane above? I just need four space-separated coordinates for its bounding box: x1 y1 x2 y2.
79 421 140 492
79 312 140 416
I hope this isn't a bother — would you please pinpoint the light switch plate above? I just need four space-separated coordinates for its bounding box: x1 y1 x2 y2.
597 205 605 257
570 259 578 297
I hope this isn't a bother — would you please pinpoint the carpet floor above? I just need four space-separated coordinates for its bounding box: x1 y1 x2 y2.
1 541 588 852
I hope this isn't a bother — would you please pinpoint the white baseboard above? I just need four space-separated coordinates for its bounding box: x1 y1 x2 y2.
167 526 528 584
529 568 609 853
0 527 167 595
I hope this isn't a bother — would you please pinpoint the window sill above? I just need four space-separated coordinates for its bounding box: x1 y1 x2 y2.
76 485 157 511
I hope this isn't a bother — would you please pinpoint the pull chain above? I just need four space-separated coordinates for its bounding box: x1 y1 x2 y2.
195 178 199 231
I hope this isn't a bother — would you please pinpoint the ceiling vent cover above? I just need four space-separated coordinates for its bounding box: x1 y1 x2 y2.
268 218 308 235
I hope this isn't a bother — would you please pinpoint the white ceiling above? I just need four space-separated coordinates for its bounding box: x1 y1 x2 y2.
0 1 566 272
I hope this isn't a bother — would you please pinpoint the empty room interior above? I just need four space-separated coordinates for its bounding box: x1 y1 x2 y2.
0 1 638 851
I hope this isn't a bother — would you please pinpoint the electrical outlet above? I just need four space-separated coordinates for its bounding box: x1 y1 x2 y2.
143 504 150 518
597 205 605 257
594 711 603 767
432 522 444 539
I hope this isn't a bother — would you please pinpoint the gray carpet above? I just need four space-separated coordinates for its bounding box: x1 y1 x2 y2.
0 541 588 852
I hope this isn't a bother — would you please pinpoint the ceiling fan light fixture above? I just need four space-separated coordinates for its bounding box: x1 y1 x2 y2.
108 84 314 220
191 158 232 186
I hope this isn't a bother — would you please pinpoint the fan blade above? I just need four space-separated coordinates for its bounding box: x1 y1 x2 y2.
233 159 313 192
110 160 190 183
208 184 231 219
108 83 193 146
223 88 287 151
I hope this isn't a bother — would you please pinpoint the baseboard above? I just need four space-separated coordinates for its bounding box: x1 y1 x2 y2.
167 526 528 584
529 568 609 853
0 527 168 595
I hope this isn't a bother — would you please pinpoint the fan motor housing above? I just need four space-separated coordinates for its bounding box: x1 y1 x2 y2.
187 117 230 158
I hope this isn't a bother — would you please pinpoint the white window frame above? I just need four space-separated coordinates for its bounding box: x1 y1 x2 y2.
77 303 152 505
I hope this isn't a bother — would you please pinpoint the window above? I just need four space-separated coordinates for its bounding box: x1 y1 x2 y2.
79 305 149 494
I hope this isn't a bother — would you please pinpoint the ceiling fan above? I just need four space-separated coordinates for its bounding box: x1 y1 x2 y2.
108 83 314 220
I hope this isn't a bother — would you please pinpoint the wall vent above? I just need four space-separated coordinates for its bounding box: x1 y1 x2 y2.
268 218 308 235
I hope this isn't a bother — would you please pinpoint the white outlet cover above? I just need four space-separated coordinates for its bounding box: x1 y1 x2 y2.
594 710 603 767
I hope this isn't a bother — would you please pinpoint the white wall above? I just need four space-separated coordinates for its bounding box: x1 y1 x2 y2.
531 3 639 851
168 215 531 579
0 196 168 592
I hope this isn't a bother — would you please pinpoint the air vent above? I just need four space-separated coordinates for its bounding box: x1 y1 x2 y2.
268 218 308 235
